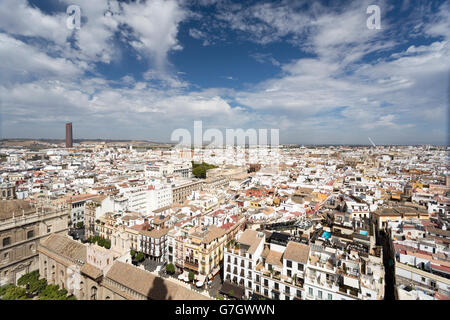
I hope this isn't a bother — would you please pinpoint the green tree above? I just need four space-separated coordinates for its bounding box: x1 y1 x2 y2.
188 271 195 282
166 263 175 274
76 221 84 229
193 165 207 179
17 270 48 295
29 278 47 295
228 289 234 297
17 271 38 287
38 284 73 300
0 284 15 297
130 249 136 258
191 161 218 179
135 252 145 262
2 286 28 300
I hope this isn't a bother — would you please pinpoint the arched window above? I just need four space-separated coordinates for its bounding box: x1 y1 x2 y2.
90 286 98 300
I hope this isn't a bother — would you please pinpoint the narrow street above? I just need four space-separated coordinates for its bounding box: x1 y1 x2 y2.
379 229 395 300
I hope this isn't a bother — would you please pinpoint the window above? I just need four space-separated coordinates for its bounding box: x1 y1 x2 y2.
47 226 52 233
287 260 292 268
264 279 268 287
287 269 292 277
298 263 303 271
328 293 332 300
274 282 279 290
27 230 34 239
285 286 290 294
2 237 10 247
90 286 98 300
308 288 313 296
318 290 322 299
421 277 426 282
296 290 301 298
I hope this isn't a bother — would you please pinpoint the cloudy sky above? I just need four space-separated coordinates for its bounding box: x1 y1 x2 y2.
0 0 448 145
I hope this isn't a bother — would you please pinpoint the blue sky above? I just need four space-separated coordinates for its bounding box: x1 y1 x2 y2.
0 0 449 145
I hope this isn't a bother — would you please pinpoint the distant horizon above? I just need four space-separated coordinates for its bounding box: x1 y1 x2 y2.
0 137 448 148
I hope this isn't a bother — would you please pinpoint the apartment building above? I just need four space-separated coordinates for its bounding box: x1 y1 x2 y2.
139 228 169 262
223 230 307 300
67 193 97 227
223 229 265 299
183 225 226 279
167 228 186 271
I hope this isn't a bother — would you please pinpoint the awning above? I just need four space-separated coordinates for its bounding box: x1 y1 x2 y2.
196 281 204 287
219 281 245 299
196 274 206 282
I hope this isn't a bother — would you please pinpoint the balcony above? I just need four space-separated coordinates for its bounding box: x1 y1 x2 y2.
184 259 199 270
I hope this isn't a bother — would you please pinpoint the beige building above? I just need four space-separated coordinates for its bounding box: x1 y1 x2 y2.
172 180 203 204
0 183 16 200
38 234 209 300
0 200 69 286
84 196 106 239
184 225 227 279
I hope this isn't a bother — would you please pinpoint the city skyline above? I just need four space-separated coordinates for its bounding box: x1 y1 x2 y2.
0 0 449 145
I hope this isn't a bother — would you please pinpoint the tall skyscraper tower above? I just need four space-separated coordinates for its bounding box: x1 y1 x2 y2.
65 122 73 148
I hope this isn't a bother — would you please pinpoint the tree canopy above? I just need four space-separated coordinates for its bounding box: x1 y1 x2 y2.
1 271 76 300
191 161 217 179
166 263 175 274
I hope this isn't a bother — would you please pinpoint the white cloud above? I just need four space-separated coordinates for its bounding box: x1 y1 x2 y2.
0 33 83 83
119 0 186 70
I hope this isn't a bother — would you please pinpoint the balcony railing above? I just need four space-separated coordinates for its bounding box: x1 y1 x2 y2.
184 260 199 270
